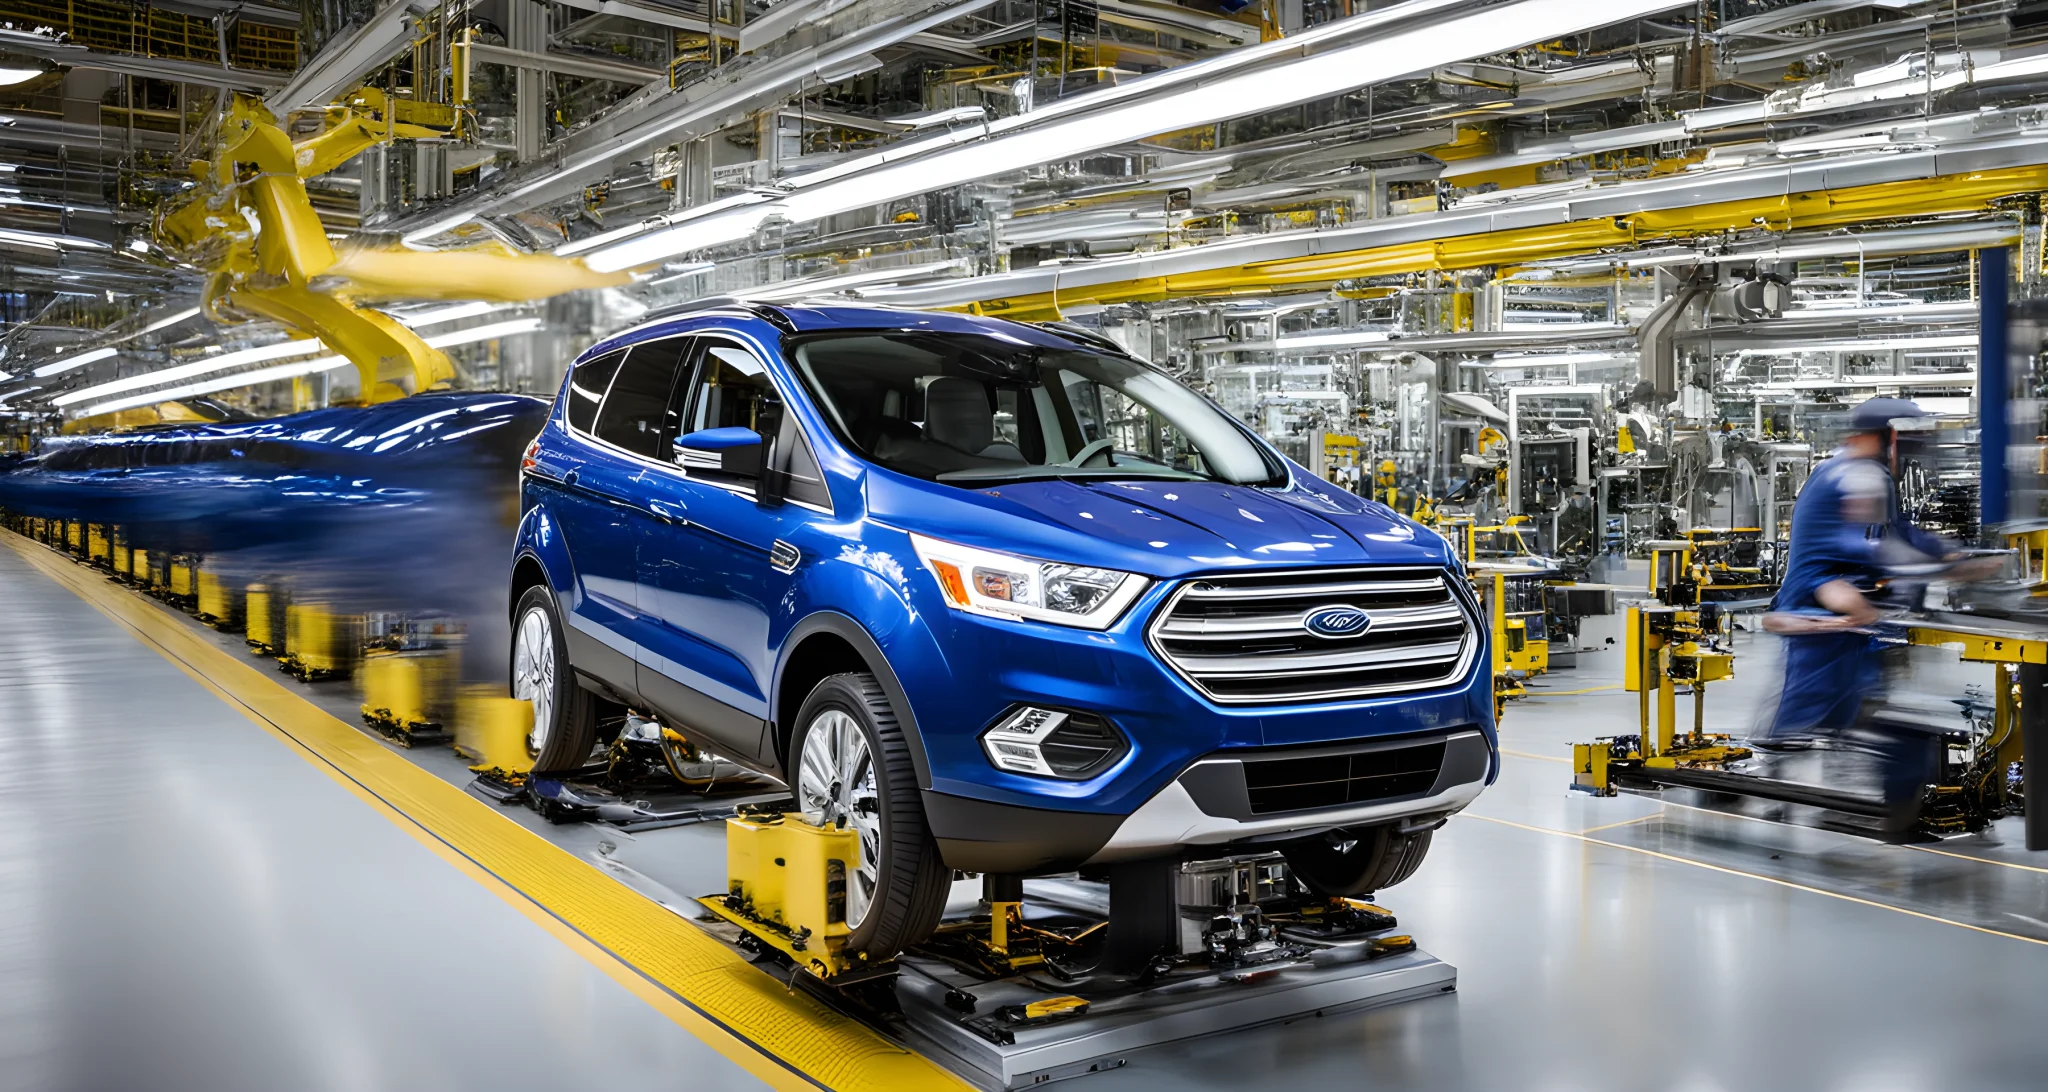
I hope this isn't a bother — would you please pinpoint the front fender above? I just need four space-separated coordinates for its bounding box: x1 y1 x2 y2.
773 610 939 790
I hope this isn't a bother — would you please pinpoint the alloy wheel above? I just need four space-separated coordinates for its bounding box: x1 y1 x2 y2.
511 606 556 754
797 709 881 929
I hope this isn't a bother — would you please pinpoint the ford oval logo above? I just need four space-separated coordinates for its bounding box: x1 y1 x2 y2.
1303 604 1372 639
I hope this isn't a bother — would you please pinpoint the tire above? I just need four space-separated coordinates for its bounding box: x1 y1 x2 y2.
510 585 604 774
1282 824 1434 898
788 672 949 959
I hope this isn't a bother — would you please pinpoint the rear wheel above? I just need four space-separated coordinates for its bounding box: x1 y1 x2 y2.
789 673 949 959
510 585 603 774
1282 824 1434 897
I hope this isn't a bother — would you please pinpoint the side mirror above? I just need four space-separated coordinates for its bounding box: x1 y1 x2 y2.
674 428 776 503
675 427 763 453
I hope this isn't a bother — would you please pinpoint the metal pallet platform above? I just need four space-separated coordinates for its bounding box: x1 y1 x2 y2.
896 944 1457 1089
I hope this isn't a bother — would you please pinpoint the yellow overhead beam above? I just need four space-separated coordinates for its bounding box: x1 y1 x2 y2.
965 163 2048 320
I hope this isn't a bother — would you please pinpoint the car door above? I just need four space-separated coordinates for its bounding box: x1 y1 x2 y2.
634 335 833 765
558 338 693 691
538 348 642 689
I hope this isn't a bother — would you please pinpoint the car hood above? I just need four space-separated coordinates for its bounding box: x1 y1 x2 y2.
864 468 1453 578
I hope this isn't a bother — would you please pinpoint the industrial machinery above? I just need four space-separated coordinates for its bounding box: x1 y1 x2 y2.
1571 539 1744 800
1474 563 1553 712
135 89 627 417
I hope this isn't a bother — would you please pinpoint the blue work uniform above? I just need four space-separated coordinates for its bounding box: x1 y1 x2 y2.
1769 453 1946 737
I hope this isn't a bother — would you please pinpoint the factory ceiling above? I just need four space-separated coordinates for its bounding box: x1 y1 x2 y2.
0 0 2044 412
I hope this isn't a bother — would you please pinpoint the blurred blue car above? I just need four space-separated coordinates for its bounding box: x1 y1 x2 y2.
510 300 1494 957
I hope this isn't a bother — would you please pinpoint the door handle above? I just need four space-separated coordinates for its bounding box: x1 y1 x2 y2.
648 500 684 525
563 469 579 487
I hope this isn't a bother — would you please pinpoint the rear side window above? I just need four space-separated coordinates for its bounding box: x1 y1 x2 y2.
565 350 623 434
594 341 691 458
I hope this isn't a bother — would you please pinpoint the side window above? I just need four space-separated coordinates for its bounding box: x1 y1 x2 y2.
673 339 831 509
686 344 775 433
593 341 690 458
564 350 624 435
679 342 775 484
631 336 695 452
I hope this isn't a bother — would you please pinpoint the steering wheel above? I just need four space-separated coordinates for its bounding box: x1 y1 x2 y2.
1064 438 1117 468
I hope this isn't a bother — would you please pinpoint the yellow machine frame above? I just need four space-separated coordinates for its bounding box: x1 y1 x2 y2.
1573 539 1743 793
702 811 874 980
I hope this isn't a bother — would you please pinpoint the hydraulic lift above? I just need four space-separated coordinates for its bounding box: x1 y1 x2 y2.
694 814 1456 1089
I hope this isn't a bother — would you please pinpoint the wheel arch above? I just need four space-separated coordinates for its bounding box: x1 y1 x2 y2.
509 551 550 623
773 612 932 789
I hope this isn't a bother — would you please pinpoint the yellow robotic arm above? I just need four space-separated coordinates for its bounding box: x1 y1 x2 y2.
157 91 629 403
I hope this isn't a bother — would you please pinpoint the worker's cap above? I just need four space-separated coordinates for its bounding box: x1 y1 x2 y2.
1846 396 1928 433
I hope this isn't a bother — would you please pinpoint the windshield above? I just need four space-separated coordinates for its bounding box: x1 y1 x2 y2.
790 331 1284 486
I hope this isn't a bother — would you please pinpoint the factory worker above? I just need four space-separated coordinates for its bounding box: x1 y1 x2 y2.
1762 397 1952 741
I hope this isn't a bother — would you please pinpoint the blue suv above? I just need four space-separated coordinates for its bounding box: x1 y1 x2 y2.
510 300 1495 958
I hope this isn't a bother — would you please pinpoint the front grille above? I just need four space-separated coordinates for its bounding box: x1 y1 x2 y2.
1148 567 1476 705
1241 738 1447 815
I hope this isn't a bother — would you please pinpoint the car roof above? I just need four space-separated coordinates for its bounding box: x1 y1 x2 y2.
584 299 1091 362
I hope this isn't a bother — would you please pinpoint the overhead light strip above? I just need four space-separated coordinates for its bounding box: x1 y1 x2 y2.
32 346 117 378
71 320 546 417
579 0 1686 272
52 339 327 407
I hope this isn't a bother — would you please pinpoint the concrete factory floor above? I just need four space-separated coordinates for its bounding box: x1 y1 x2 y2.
4 533 2048 1091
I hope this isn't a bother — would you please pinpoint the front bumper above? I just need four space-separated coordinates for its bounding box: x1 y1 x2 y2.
925 728 1492 873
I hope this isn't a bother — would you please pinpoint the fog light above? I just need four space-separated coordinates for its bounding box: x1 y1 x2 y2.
980 705 1127 779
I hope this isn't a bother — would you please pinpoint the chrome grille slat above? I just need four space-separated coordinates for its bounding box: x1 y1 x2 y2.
1178 576 1447 600
1148 566 1477 704
1157 603 1465 639
1175 640 1468 676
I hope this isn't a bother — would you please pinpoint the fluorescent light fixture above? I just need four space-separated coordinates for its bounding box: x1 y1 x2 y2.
0 370 10 381
1275 331 1392 350
0 66 42 87
422 317 544 347
53 338 327 407
72 319 547 417
33 346 117 377
0 227 110 251
390 301 506 328
133 307 204 338
581 0 1684 272
75 355 352 418
0 384 41 404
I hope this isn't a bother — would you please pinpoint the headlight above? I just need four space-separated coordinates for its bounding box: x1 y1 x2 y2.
910 533 1148 630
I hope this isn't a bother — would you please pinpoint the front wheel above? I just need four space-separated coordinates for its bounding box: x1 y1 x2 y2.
1282 823 1434 897
510 585 604 774
789 673 949 959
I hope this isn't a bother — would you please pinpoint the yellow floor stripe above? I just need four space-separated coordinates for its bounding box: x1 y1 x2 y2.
1466 812 2048 948
1524 684 1623 696
1500 747 1568 764
4 534 967 1092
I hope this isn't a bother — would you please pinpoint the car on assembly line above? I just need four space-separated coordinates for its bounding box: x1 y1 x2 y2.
508 299 1497 959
